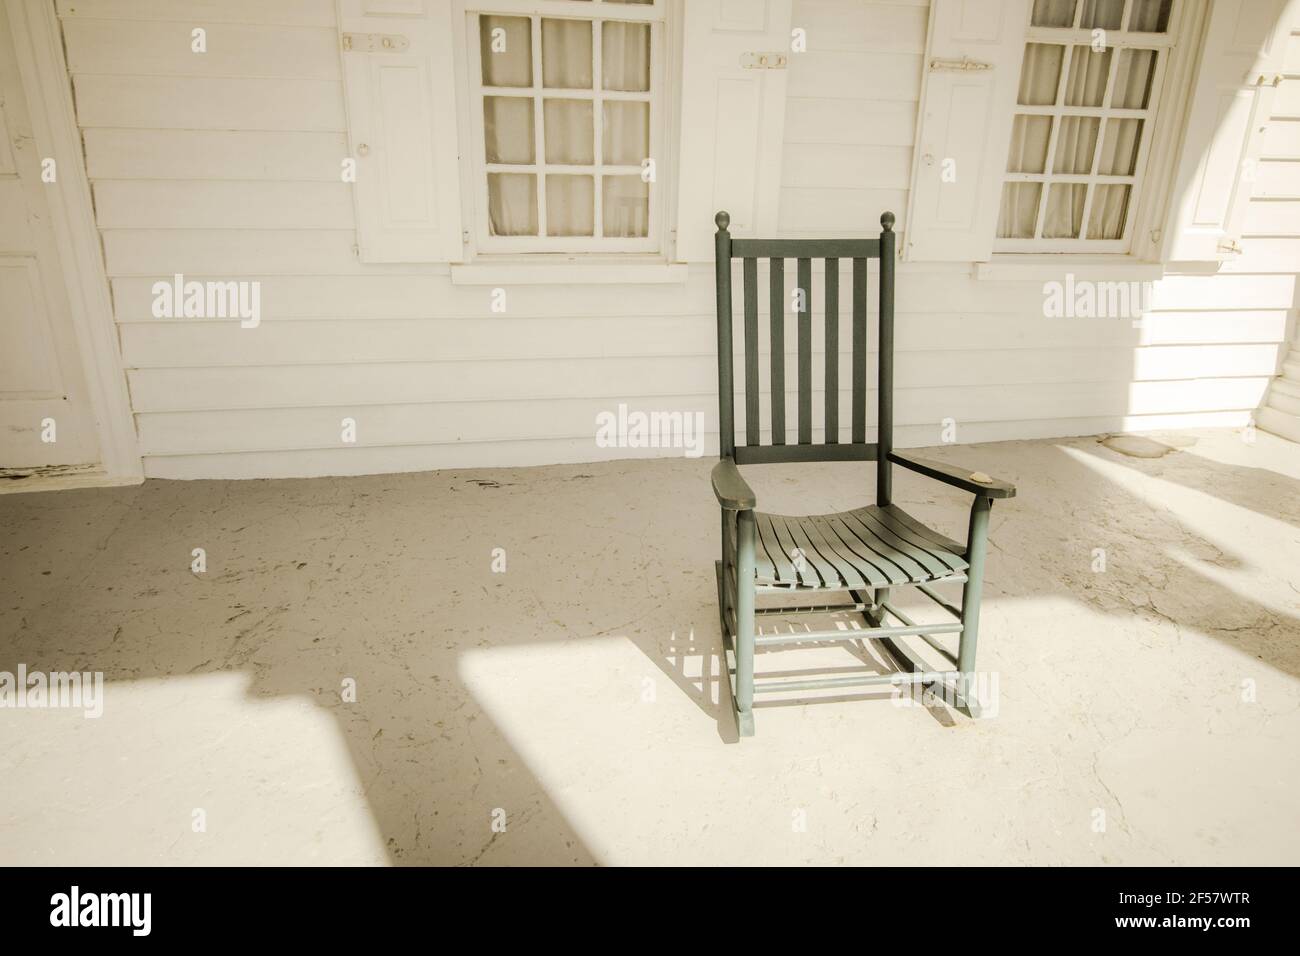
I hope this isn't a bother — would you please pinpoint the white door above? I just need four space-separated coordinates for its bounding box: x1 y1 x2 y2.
0 1 98 470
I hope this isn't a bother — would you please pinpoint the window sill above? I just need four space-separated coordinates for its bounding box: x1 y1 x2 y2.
974 256 1165 282
450 258 690 286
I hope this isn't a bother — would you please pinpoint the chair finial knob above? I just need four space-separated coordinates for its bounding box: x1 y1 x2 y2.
881 211 895 232
715 210 730 231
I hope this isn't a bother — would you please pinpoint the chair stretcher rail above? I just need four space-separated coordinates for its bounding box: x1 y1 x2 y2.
753 669 962 694
754 618 963 647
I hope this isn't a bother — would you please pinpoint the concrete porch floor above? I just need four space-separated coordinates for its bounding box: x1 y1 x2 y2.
1 428 1298 866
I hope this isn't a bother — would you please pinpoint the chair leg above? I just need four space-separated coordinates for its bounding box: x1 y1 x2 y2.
718 512 732 636
956 496 992 718
867 586 888 626
732 510 757 736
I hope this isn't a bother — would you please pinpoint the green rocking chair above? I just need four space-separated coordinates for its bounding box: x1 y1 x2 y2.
711 211 1016 737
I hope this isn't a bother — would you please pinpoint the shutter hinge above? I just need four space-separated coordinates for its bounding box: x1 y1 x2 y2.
740 52 787 69
929 56 993 72
1217 238 1243 255
341 32 409 53
1247 72 1283 87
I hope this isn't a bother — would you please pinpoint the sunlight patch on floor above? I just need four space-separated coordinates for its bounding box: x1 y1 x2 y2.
0 671 386 865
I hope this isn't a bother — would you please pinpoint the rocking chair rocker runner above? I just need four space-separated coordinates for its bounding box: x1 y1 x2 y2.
711 211 1016 737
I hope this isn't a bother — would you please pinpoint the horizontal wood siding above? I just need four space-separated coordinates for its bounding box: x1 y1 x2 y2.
780 0 925 236
54 0 1300 478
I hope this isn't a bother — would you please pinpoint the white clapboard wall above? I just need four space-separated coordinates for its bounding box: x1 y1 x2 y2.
54 0 1300 479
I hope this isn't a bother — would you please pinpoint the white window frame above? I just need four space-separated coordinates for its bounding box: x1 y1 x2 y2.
460 0 667 255
995 0 1189 254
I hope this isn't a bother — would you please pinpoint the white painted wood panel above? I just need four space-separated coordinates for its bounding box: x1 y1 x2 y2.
782 144 913 189
100 230 421 276
790 0 928 53
62 19 339 77
1262 119 1300 158
56 0 335 27
1244 198 1300 235
0 181 33 251
786 51 923 101
134 377 1271 457
73 75 346 130
779 187 908 232
126 343 1283 414
1150 273 1298 311
1253 161 1300 198
83 130 350 182
116 305 1284 374
118 317 721 368
1138 311 1291 345
110 270 1063 319
93 181 354 229
784 98 917 146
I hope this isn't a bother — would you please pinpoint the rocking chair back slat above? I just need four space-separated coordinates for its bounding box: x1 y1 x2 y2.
851 256 867 444
768 257 785 445
715 220 735 458
796 256 812 444
824 258 839 443
715 211 893 473
877 217 896 506
742 257 760 445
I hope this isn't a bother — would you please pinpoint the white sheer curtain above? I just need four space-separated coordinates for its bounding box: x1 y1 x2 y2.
481 15 651 240
1000 42 1145 239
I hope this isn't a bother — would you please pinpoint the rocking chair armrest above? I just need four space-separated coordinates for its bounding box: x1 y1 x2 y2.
712 457 757 511
888 451 1017 499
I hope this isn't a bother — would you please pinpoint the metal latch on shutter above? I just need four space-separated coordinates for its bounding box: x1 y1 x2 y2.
740 52 787 69
929 56 993 72
341 32 409 53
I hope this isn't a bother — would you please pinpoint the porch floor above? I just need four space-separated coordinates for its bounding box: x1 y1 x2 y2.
2 428 1298 865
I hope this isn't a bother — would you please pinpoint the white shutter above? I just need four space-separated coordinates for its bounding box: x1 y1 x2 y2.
1162 0 1290 263
338 0 464 262
902 0 1028 262
674 0 792 261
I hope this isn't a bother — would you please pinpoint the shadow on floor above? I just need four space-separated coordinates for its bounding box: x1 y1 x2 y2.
2 430 1298 862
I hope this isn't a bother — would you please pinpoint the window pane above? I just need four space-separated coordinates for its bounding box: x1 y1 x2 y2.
1078 0 1124 30
546 175 594 235
997 183 1041 238
542 18 592 88
603 176 649 237
1030 0 1075 27
602 21 650 91
1113 49 1156 109
1053 116 1099 174
1087 184 1130 239
1128 0 1172 32
1017 45 1063 106
603 100 648 166
480 16 531 87
1043 183 1086 238
488 173 537 236
1064 45 1111 107
483 96 534 164
544 99 594 164
1006 115 1053 173
1098 118 1142 175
